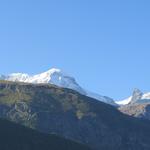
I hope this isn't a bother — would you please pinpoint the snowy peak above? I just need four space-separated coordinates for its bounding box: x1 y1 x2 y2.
3 68 86 95
0 68 116 105
116 88 150 105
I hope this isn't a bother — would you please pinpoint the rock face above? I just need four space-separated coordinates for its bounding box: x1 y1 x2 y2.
1 81 150 150
119 103 150 118
0 118 91 150
130 89 143 104
118 89 150 121
119 101 150 121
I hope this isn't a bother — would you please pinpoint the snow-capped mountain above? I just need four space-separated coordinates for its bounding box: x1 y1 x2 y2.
0 68 116 105
116 88 150 105
1 68 86 95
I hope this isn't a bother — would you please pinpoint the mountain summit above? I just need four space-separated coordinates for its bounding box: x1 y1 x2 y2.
0 68 116 105
130 88 143 104
2 68 85 94
116 89 150 105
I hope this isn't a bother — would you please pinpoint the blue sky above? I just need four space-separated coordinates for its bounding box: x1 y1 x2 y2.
0 0 150 100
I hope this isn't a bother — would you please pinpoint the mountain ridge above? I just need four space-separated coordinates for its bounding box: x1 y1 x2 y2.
118 89 150 121
117 89 150 105
0 80 150 149
0 68 116 105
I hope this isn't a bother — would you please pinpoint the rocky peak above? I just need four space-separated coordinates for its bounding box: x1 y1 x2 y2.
130 88 143 104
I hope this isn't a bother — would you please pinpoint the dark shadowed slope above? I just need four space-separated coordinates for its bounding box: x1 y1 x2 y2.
0 118 91 150
0 81 150 149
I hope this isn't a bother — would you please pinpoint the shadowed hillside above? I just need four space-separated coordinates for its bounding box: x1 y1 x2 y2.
0 118 91 150
0 81 150 149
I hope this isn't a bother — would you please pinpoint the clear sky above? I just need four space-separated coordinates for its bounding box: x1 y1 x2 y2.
0 0 150 100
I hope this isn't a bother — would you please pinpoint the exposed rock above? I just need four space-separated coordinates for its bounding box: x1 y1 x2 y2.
130 88 143 104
